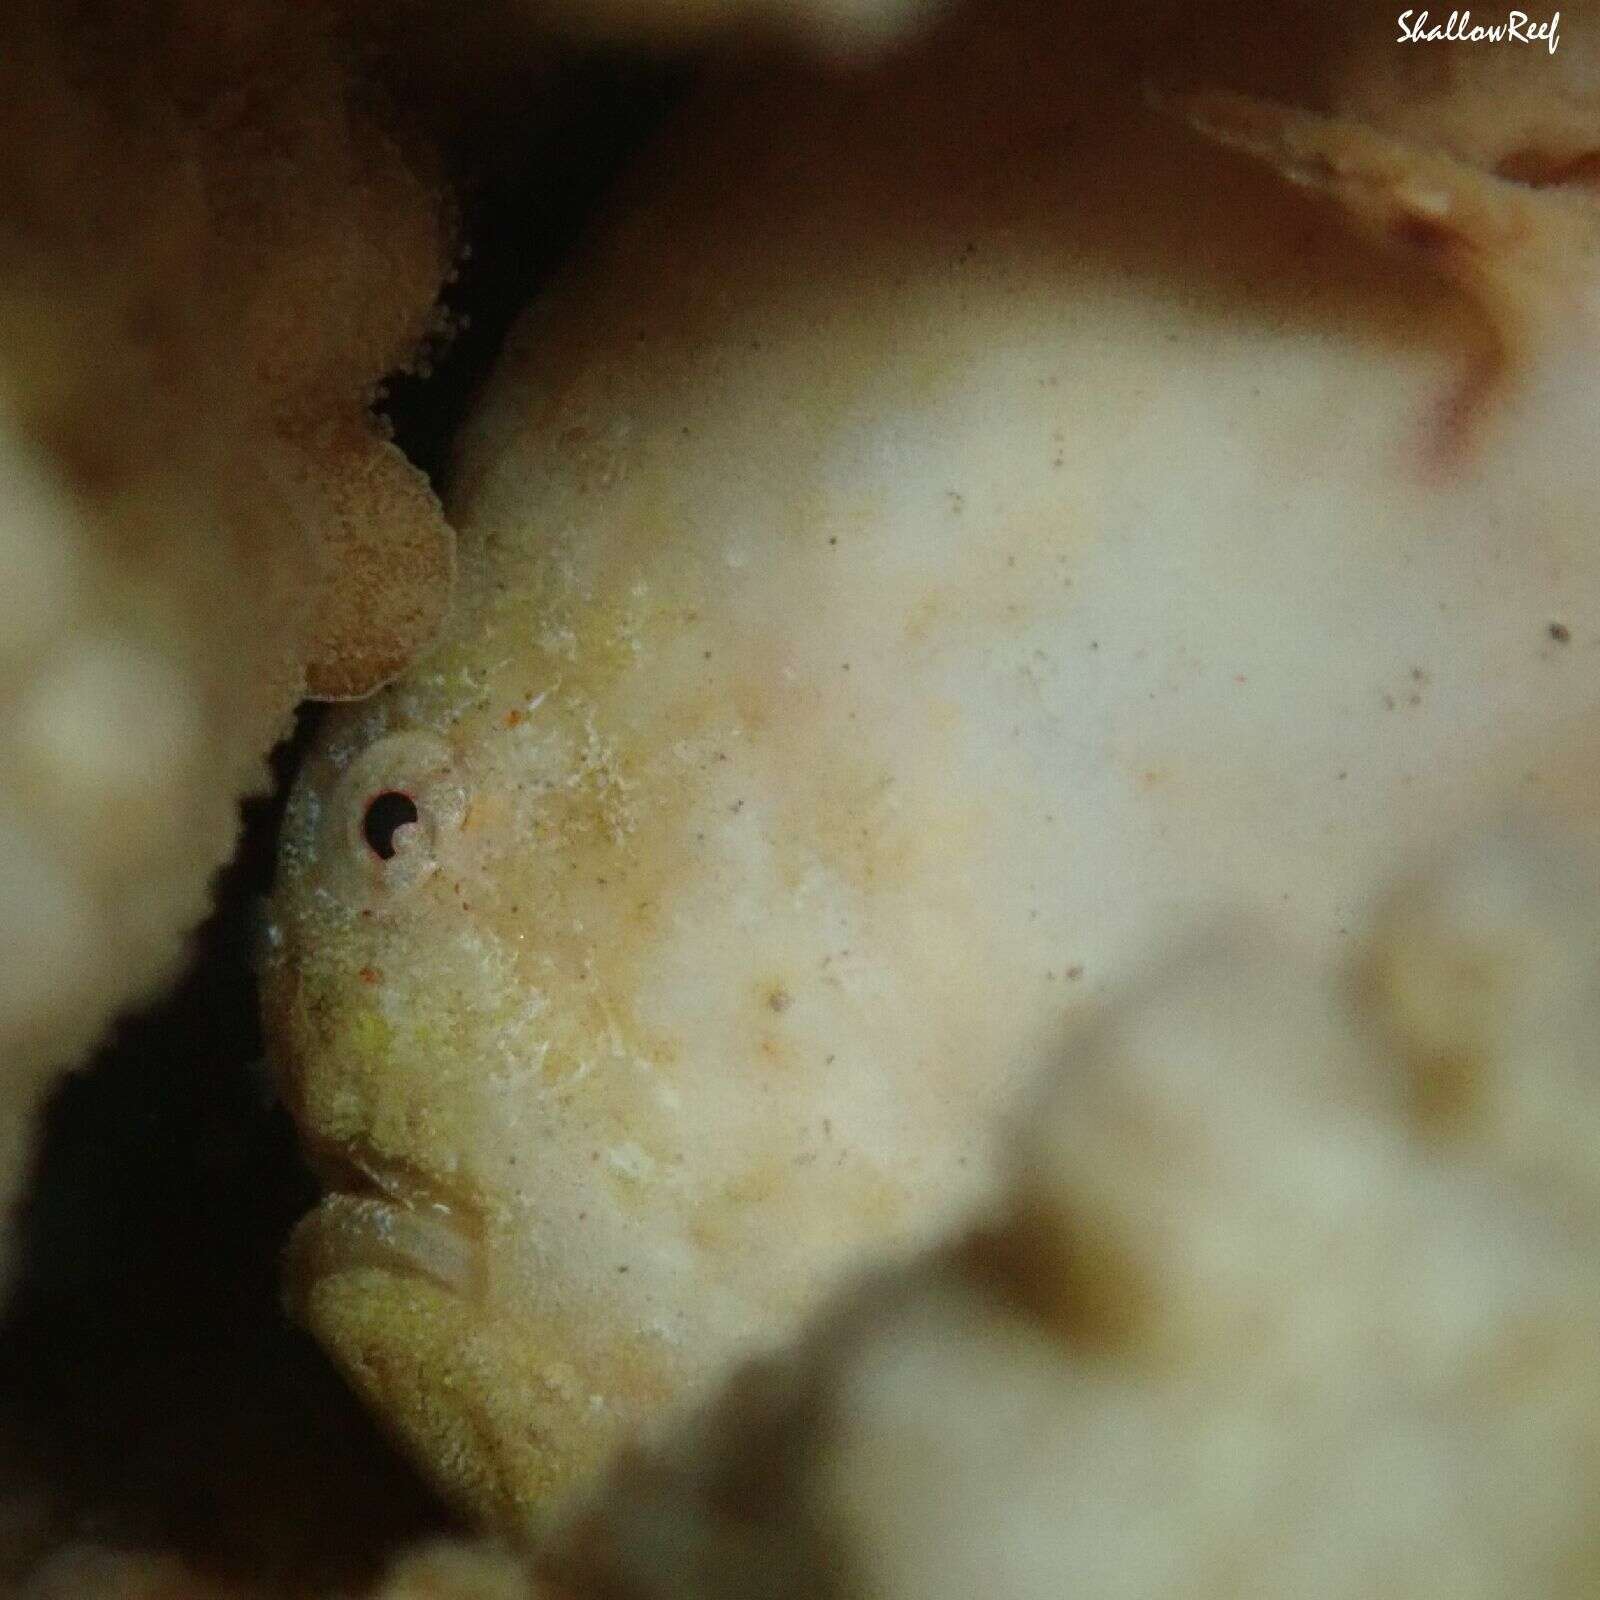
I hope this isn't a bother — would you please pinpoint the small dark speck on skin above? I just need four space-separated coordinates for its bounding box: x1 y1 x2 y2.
828 536 839 547
1066 964 1084 980
767 988 792 1014
617 1265 629 1273
1550 622 1572 643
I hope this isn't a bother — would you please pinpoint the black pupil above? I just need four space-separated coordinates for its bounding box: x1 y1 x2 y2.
363 791 419 860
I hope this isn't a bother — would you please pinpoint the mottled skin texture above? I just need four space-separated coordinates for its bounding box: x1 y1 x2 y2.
547 818 1600 1600
265 2 1600 1534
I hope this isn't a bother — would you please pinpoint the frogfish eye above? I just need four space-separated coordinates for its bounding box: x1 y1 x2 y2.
362 790 420 861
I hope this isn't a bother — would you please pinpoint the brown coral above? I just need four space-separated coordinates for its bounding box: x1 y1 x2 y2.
0 0 455 1284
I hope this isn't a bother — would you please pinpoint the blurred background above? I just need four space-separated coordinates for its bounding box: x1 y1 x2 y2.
0 54 683 1592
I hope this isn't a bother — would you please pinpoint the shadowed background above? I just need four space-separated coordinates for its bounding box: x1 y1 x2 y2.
0 57 681 1594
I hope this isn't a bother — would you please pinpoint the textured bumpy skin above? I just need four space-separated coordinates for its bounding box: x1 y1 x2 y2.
546 818 1600 1600
0 0 456 1287
264 0 1600 1531
62 823 1600 1597
0 0 947 1361
0 2 963 1590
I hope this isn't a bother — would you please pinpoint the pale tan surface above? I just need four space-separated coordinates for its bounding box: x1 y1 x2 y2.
265 0 1600 1533
549 816 1600 1599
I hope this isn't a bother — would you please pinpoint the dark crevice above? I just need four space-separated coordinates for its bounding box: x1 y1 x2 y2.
0 51 691 1595
0 708 460 1595
379 55 690 497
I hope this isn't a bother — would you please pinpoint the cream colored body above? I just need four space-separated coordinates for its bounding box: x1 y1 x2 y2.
265 8 1600 1530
